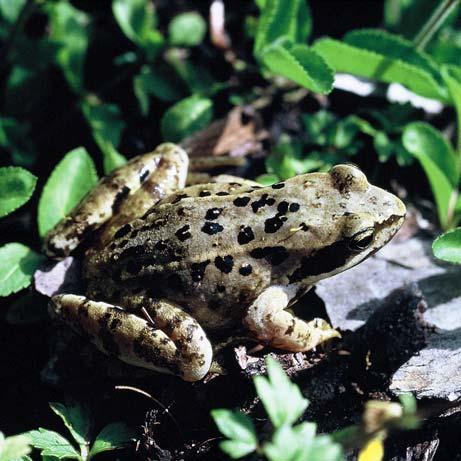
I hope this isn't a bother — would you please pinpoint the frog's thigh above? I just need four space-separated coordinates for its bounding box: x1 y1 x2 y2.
49 294 212 382
243 286 340 352
44 143 188 258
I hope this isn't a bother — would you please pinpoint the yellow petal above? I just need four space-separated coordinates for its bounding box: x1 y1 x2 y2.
358 437 384 461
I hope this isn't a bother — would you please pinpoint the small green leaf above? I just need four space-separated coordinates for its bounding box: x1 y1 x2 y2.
261 42 333 94
403 122 456 229
112 0 162 55
161 95 213 142
49 402 92 448
0 243 43 297
211 410 257 459
88 422 135 458
433 228 461 264
38 147 98 237
81 100 127 174
134 65 185 115
256 173 280 185
254 357 308 428
47 1 89 93
28 429 81 460
0 432 31 461
314 35 448 102
0 167 37 218
169 12 206 47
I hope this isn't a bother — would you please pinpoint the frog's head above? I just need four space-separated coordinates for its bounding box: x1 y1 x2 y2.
287 164 406 284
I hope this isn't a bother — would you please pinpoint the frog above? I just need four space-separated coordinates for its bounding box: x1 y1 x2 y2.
44 142 406 382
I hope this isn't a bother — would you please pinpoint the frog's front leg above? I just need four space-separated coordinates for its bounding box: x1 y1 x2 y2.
49 294 212 381
243 286 340 351
44 143 188 258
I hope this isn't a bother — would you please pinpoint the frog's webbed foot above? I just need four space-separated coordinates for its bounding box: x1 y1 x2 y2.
44 143 188 259
49 294 212 381
243 286 340 352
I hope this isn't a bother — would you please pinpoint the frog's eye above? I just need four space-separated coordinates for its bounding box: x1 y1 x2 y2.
349 228 374 251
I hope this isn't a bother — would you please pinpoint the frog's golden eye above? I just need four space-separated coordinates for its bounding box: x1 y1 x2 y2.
349 228 374 251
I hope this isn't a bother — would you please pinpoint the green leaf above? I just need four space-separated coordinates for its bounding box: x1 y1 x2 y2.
211 410 257 459
81 99 127 174
88 423 135 458
38 147 98 237
403 122 456 229
254 0 312 57
112 0 162 55
169 12 206 47
0 432 31 461
0 167 37 218
28 429 80 460
313 35 448 102
254 357 309 428
133 65 185 115
261 42 334 93
161 95 213 143
442 65 461 150
0 0 26 24
49 402 92 448
47 1 89 93
0 243 43 297
433 228 461 263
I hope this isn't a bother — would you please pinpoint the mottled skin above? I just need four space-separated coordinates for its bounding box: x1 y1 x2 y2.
45 143 406 381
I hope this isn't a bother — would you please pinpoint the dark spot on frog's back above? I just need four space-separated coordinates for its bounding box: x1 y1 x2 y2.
272 182 285 189
202 222 224 235
250 246 288 266
172 194 189 204
264 215 287 233
175 225 191 241
205 208 223 220
190 260 210 282
277 201 289 214
238 226 255 245
139 169 150 182
251 194 275 213
215 255 234 273
233 196 251 207
289 203 300 212
239 264 253 276
199 190 211 197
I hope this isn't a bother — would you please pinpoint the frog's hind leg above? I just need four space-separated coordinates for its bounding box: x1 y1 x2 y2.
44 143 188 258
243 286 340 352
49 294 212 381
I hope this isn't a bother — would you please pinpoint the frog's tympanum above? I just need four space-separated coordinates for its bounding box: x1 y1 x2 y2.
44 143 406 381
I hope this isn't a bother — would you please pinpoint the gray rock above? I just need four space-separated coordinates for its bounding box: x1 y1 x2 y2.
315 237 461 400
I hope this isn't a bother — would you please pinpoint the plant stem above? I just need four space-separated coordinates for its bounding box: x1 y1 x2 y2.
413 0 461 51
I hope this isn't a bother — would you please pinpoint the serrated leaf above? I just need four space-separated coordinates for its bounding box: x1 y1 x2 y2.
88 422 135 458
254 357 308 428
313 36 448 102
211 410 257 459
47 1 89 93
345 29 443 86
433 228 461 264
28 429 80 460
161 95 213 142
81 100 127 174
38 147 98 237
169 12 206 47
0 432 31 461
0 243 43 297
403 122 456 229
254 0 311 57
261 42 333 93
49 402 92 448
0 167 37 218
